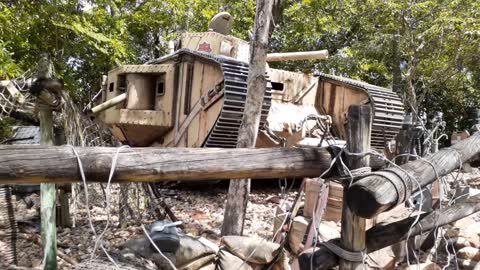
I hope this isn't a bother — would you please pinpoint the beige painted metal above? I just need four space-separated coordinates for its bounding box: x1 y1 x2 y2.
268 69 318 105
266 50 328 62
91 93 126 114
126 74 156 110
181 32 250 62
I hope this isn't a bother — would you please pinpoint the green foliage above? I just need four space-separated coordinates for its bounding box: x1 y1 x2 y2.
271 0 480 131
0 117 15 140
0 0 478 132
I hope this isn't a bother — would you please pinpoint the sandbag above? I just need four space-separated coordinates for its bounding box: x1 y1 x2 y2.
175 235 218 268
198 263 216 270
177 254 216 270
222 236 281 265
217 248 263 270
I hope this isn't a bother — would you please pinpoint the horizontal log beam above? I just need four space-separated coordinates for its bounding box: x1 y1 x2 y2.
347 132 480 218
299 193 480 270
0 145 332 184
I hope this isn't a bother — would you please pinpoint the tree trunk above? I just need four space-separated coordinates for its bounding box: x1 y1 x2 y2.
346 131 480 218
221 0 275 236
37 54 57 270
0 146 332 184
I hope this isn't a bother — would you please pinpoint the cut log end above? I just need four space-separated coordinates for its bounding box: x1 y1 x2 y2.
346 184 391 218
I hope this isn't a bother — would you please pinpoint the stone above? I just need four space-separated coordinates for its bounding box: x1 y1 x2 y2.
398 261 441 270
458 247 480 261
445 227 460 238
456 258 480 270
449 237 473 250
318 221 340 241
368 246 396 270
455 216 476 230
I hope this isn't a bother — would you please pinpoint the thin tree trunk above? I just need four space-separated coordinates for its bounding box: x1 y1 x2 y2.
37 54 57 270
221 0 276 236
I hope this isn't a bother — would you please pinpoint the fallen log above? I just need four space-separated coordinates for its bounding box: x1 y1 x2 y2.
298 193 480 270
0 145 332 184
346 132 480 218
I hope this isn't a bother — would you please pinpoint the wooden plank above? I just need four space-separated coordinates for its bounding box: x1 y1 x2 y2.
340 105 371 270
0 146 332 184
347 131 480 218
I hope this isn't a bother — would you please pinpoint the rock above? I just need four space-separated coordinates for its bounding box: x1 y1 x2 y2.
458 247 480 261
264 195 281 204
455 216 477 230
457 258 480 270
398 261 441 270
368 246 396 270
454 237 474 249
32 258 43 267
466 234 480 248
318 221 340 241
445 227 460 238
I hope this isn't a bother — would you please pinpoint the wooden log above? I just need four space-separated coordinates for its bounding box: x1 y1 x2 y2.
299 193 480 270
340 105 371 270
222 0 275 236
37 54 57 270
347 131 480 218
0 146 332 184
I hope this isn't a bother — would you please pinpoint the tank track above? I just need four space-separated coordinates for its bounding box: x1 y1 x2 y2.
204 59 272 148
318 74 404 150
368 88 404 149
0 185 17 266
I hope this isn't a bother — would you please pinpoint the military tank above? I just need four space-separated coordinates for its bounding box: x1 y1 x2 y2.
91 12 404 151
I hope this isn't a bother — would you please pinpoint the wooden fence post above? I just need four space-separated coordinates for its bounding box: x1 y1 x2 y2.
340 105 372 270
37 55 57 270
221 0 275 236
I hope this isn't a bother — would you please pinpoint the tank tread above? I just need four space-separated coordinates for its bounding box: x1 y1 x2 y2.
368 89 405 149
204 60 272 148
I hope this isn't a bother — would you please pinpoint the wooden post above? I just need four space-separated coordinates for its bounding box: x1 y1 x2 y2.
221 0 275 236
395 122 413 165
340 105 371 270
37 55 57 270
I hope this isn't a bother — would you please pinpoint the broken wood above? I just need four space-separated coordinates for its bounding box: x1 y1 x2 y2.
0 146 332 184
298 192 480 270
346 131 480 218
340 105 371 270
222 0 276 236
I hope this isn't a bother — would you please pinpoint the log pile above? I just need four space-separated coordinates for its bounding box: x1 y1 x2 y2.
297 131 480 269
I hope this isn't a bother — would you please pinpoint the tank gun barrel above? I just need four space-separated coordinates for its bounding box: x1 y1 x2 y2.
266 50 328 62
89 93 126 114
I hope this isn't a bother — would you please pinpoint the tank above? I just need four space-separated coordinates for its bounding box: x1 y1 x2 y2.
92 12 404 150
